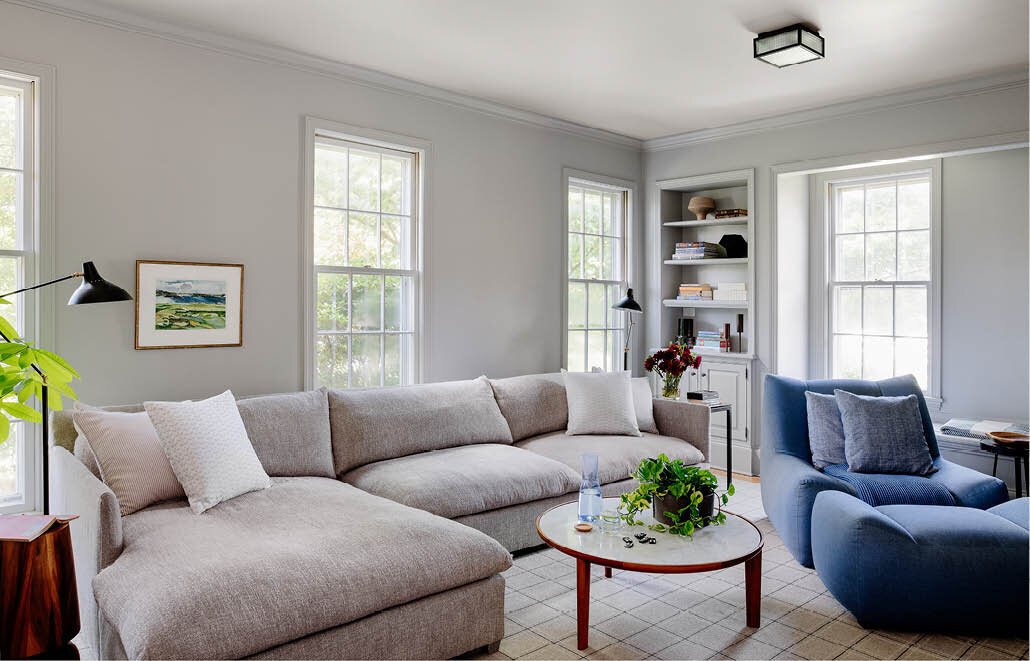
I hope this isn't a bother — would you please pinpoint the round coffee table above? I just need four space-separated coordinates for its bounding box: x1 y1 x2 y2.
536 498 763 650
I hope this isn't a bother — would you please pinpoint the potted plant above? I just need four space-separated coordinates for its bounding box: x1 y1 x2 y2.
644 342 700 400
619 454 734 538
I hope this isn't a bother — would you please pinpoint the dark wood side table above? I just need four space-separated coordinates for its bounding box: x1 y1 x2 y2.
0 521 80 659
980 438 1029 498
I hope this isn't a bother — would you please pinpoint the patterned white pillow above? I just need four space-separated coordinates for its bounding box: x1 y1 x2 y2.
144 390 271 514
563 370 641 436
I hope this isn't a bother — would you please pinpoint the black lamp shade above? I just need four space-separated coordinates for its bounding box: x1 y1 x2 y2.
67 261 133 305
754 24 824 68
612 288 642 313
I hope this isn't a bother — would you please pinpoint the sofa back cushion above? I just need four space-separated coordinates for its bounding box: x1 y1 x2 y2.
489 373 568 441
329 376 514 474
235 389 334 478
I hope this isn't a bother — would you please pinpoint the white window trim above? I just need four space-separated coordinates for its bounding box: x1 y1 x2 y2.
0 57 55 515
812 160 942 406
560 167 636 371
301 117 430 390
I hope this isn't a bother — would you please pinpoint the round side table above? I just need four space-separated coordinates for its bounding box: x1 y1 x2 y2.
979 438 1029 498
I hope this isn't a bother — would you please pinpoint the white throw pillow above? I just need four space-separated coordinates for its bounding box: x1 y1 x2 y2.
589 368 658 434
144 390 271 514
563 370 641 436
632 377 659 434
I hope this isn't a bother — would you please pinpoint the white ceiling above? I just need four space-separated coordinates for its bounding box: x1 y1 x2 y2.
47 0 1029 140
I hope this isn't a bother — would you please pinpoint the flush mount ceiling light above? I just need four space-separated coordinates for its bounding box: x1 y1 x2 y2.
754 23 824 68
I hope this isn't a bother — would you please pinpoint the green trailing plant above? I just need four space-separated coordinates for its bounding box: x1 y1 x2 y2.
0 298 79 444
619 454 734 538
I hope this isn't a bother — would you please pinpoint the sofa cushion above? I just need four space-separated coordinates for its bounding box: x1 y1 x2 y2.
823 464 955 507
235 389 334 478
989 498 1030 530
489 372 568 441
329 376 513 474
342 444 580 518
516 431 705 485
92 477 511 660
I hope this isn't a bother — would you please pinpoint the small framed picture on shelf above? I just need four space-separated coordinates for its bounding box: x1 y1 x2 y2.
135 260 243 350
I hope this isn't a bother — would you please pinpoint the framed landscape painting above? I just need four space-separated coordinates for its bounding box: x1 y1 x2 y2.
135 260 244 349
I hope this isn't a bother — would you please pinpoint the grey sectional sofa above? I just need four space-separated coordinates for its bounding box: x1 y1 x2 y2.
50 372 710 660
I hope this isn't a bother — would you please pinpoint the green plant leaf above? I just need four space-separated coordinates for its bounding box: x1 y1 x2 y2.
16 380 36 404
48 380 77 400
0 414 10 444
46 386 62 411
2 401 41 423
0 316 18 341
33 349 80 380
727 484 735 497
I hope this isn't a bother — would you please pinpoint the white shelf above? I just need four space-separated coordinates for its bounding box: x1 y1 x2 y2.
662 299 749 309
664 258 748 266
663 217 749 228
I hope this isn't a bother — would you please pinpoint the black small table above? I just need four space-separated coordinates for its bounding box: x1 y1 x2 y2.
979 438 1029 498
708 402 733 485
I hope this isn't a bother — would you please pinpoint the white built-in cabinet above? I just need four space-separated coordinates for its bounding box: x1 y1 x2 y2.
648 168 757 475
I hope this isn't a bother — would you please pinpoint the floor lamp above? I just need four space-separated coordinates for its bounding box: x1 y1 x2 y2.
0 261 132 514
611 288 643 372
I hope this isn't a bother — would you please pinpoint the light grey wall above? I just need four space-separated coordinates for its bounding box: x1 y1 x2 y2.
0 3 641 404
939 148 1029 421
643 83 1029 462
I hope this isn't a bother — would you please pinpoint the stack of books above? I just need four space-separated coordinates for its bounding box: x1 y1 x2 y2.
714 208 748 219
677 283 712 301
694 330 730 354
713 282 747 302
687 390 722 405
671 242 727 260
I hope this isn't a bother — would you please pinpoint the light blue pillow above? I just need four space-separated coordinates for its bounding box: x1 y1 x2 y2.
805 391 846 470
834 389 936 475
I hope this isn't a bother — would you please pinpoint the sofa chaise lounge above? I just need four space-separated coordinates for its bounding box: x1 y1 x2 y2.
51 372 710 659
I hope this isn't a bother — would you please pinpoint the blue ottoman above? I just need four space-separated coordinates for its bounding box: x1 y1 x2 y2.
812 491 1029 635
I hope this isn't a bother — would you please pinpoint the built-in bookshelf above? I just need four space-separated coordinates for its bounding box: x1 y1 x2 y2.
649 168 757 475
651 168 755 354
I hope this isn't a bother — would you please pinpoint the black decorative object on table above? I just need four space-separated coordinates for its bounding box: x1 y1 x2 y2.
718 234 748 258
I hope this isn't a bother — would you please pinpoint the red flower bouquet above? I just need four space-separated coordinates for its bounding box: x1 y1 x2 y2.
644 342 701 399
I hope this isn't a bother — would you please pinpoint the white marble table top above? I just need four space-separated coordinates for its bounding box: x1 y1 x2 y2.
536 498 762 570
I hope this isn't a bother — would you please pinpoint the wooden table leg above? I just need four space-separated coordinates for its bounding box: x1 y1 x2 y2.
604 567 612 578
744 549 761 628
577 559 591 650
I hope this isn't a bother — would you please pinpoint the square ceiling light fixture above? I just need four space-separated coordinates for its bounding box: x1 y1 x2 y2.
754 24 824 68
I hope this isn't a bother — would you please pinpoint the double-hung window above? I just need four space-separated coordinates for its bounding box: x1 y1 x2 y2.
827 167 939 394
565 175 630 372
309 130 421 389
0 73 37 511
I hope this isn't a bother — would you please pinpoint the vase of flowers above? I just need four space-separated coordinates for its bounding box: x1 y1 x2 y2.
644 342 700 400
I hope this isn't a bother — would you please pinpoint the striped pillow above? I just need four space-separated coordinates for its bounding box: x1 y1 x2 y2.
72 406 186 516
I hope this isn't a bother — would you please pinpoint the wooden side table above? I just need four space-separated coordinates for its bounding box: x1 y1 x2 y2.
979 438 1029 498
0 521 80 659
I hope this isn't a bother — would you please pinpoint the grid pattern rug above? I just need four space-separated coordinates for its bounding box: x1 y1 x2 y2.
472 479 1029 661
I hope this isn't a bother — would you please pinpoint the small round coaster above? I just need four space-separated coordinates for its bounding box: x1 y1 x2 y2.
573 522 593 533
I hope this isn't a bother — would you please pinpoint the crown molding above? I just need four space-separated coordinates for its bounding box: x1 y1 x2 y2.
643 70 1029 152
3 0 644 150
5 0 1027 156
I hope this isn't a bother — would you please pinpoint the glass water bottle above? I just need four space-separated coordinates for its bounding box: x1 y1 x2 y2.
578 453 602 522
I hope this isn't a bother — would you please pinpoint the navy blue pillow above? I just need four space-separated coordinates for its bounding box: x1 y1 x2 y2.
834 389 936 475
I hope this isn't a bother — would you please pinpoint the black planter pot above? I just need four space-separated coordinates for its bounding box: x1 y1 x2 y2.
653 491 716 526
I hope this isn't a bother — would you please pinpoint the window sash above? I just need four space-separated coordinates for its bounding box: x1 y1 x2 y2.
827 172 933 390
310 134 420 389
0 74 36 514
564 176 630 373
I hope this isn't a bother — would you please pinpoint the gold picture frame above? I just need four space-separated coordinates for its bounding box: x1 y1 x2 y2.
135 260 244 350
